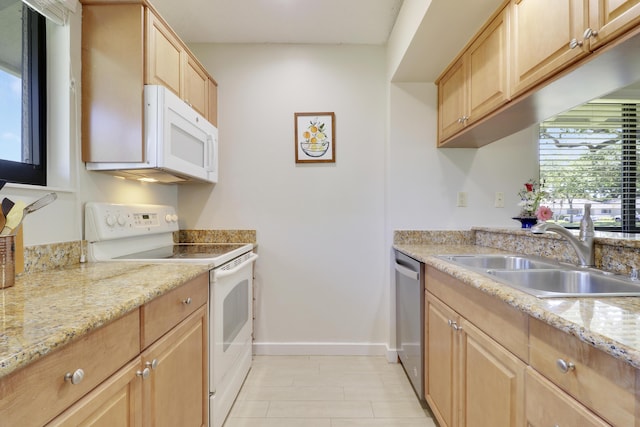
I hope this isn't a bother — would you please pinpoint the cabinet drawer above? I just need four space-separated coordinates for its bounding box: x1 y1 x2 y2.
0 309 140 427
141 272 208 348
529 318 637 426
425 267 528 361
525 367 609 427
47 357 143 427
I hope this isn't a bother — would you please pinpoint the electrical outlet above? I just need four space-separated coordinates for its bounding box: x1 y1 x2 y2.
457 192 467 207
495 192 505 208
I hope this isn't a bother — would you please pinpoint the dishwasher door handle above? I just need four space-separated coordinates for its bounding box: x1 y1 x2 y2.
395 262 419 281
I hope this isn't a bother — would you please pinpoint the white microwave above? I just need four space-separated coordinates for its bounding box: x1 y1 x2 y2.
86 85 218 184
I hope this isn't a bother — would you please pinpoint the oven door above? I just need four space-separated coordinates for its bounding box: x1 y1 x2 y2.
209 252 257 427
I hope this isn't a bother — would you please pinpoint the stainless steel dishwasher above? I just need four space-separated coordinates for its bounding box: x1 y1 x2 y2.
394 250 425 402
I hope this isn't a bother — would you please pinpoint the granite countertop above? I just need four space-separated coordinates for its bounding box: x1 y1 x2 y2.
0 261 210 379
394 243 640 370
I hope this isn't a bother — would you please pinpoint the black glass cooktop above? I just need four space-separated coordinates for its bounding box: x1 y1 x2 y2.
114 244 248 260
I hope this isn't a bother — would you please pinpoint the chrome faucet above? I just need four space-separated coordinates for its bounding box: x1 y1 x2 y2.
531 204 595 267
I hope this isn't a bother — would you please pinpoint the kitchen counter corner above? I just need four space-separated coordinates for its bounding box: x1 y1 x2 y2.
0 261 210 378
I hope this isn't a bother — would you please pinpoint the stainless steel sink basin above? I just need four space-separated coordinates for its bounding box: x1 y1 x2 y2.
438 254 559 270
437 254 640 298
486 269 640 297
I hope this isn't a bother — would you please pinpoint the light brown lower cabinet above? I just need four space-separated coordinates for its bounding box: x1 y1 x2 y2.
48 306 207 427
141 306 208 427
425 292 526 427
425 266 640 427
525 367 609 427
0 273 208 427
47 358 143 427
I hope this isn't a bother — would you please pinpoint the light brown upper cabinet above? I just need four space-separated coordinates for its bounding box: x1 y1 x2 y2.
184 56 209 118
437 6 510 145
589 0 640 49
510 0 589 97
146 10 183 97
81 0 217 163
147 9 212 119
511 0 640 96
437 0 640 148
208 79 219 128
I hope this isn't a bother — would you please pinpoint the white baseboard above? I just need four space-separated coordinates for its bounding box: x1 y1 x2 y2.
253 342 398 362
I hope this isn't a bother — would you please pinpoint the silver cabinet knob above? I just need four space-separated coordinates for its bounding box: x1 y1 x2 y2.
569 38 583 49
583 28 598 39
447 319 462 331
182 297 192 305
64 368 85 385
136 367 150 379
146 359 159 370
556 358 575 373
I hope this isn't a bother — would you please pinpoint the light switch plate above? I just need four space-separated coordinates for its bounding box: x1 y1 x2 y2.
457 192 467 207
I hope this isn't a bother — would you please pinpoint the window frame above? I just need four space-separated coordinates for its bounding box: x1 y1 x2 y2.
0 5 47 186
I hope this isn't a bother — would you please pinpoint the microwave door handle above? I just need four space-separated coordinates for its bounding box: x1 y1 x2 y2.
206 135 215 172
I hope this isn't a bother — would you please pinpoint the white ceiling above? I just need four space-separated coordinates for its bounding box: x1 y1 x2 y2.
150 0 404 45
150 0 507 82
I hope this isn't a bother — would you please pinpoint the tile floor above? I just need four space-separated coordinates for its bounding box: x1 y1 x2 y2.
223 355 438 427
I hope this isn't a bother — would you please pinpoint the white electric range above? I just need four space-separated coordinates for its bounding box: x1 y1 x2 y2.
85 202 257 427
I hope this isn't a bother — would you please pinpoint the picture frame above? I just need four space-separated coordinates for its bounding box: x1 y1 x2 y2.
294 112 335 163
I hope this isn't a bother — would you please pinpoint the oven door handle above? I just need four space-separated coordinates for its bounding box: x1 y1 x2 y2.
215 253 258 279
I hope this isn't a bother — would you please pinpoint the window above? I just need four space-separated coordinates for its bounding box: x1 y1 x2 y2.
539 100 639 232
0 1 47 186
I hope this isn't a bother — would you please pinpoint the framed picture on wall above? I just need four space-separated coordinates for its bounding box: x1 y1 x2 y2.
294 112 335 163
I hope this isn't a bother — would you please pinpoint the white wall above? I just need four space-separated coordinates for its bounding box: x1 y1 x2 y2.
183 43 389 355
388 83 539 232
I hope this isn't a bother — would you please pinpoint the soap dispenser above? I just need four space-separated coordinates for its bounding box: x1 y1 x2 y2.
579 203 594 241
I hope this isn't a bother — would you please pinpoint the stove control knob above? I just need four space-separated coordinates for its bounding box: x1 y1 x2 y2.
171 214 178 222
106 215 116 227
117 215 127 226
165 214 173 223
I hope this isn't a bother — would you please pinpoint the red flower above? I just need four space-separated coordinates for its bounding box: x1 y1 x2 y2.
524 183 534 192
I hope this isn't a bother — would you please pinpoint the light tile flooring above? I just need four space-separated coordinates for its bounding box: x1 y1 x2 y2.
223 355 438 427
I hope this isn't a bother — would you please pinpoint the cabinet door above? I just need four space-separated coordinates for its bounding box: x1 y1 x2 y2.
459 320 525 427
81 4 145 163
467 6 510 125
589 0 640 49
437 59 467 144
146 10 183 97
208 79 218 127
47 359 143 427
142 306 208 427
184 56 209 118
511 0 589 96
425 294 458 427
525 368 609 427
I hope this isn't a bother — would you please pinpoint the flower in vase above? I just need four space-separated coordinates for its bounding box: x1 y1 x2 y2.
535 205 553 221
517 179 547 217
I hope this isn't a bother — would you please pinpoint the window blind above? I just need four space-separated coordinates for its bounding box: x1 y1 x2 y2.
539 100 639 231
21 0 76 25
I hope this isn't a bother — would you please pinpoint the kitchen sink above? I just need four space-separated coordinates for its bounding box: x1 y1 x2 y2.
438 254 560 270
486 269 640 297
437 254 640 298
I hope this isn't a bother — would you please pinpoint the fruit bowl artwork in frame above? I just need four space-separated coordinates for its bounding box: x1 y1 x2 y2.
295 112 335 163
